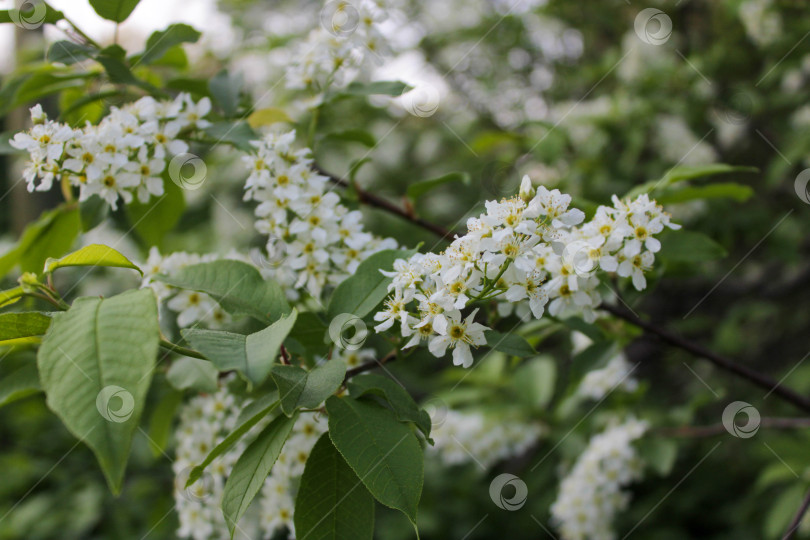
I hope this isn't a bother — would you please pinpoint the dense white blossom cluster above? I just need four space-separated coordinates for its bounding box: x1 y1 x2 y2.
550 418 647 540
374 176 678 367
738 0 782 47
140 248 239 328
654 115 718 166
285 0 399 91
577 352 639 400
243 130 397 302
429 409 544 468
174 388 326 540
9 95 211 209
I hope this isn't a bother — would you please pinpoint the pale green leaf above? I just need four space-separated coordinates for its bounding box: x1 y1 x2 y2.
270 359 346 416
166 357 219 392
46 244 142 275
0 312 51 346
37 288 159 493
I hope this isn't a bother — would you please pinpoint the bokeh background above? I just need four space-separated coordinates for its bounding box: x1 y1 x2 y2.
2 0 810 538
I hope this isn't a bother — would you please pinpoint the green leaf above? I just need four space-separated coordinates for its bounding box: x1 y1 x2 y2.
158 260 290 324
46 244 142 275
247 107 291 128
138 23 201 64
208 70 242 117
88 0 141 22
406 172 470 200
514 356 556 410
96 51 140 86
484 330 536 357
0 359 41 407
0 311 51 346
340 80 410 97
347 374 432 442
222 412 298 536
625 164 758 198
146 389 182 457
0 4 63 25
126 176 185 248
37 289 159 493
638 438 678 476
203 121 257 152
655 182 754 204
166 357 219 392
79 195 110 232
182 310 298 386
294 433 375 540
327 248 416 320
323 129 376 148
0 287 25 308
47 41 95 65
286 312 330 358
186 399 280 487
270 359 346 416
658 230 727 262
0 205 80 277
326 396 423 522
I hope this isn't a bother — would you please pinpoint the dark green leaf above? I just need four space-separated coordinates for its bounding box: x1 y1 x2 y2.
326 396 423 522
223 412 298 536
348 374 432 441
138 23 201 65
340 80 410 97
656 182 754 204
327 248 417 320
407 172 470 200
88 0 141 22
126 176 186 248
294 434 374 540
0 312 51 346
658 230 727 262
208 70 242 117
203 121 257 152
79 195 109 232
323 129 376 147
0 360 41 407
625 164 758 198
0 205 80 277
484 330 536 357
47 41 95 65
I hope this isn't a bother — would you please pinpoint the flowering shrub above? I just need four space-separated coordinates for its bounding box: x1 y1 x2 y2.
1 0 809 539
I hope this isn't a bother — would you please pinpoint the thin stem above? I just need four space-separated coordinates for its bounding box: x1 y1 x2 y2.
159 339 208 360
314 164 458 241
657 417 810 438
280 344 290 365
471 260 511 302
784 486 810 540
344 350 396 381
602 303 810 414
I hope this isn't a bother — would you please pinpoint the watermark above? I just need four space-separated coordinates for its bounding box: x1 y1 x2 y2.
634 8 672 46
422 396 449 429
489 473 528 511
716 90 755 126
328 313 368 350
481 160 520 198
320 0 359 38
794 168 810 204
402 83 441 118
249 239 287 271
562 240 597 277
169 153 207 190
9 0 47 30
722 401 760 438
175 466 214 502
96 385 135 423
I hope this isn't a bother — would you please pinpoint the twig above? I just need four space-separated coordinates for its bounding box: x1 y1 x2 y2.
314 165 458 240
344 350 397 381
159 339 208 361
657 417 810 438
784 486 810 540
602 304 810 414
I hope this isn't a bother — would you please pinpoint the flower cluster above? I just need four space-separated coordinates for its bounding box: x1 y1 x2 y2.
429 409 544 468
140 248 239 328
550 418 647 540
285 0 398 91
174 388 327 540
9 94 211 210
577 352 639 401
374 176 678 367
243 130 397 302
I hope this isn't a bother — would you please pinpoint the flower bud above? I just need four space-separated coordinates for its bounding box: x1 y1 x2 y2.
519 174 535 203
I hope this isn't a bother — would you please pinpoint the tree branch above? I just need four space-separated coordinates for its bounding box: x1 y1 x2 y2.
344 350 397 381
602 303 810 414
314 164 458 241
784 485 810 540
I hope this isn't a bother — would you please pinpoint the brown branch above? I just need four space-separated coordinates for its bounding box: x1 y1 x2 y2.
344 350 397 382
784 485 810 540
314 164 458 241
657 417 810 438
602 304 810 414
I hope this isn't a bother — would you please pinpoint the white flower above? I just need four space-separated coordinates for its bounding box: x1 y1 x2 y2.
430 308 489 368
